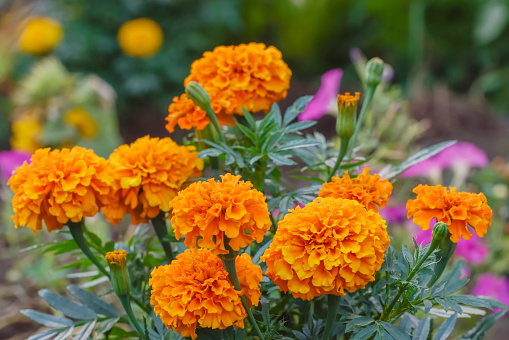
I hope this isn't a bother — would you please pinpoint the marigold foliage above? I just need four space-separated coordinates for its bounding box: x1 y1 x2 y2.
102 136 203 225
261 197 390 300
165 43 291 132
8 147 112 234
18 16 63 55
105 250 127 267
319 167 393 212
170 173 271 255
406 184 492 243
149 249 262 339
117 18 163 58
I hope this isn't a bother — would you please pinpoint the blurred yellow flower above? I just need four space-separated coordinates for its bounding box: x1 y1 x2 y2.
10 115 42 152
18 16 63 55
64 108 98 138
117 18 163 58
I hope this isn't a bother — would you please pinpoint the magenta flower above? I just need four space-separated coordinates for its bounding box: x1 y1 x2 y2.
402 142 488 178
0 150 31 180
298 69 343 121
472 274 509 312
380 204 407 225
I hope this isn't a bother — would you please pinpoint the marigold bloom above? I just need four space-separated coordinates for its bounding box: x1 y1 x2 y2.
105 250 127 267
261 197 390 300
170 173 271 255
64 108 98 138
149 249 262 339
406 184 492 243
117 18 163 58
102 136 203 225
18 16 63 55
319 167 393 212
8 147 112 234
166 43 291 132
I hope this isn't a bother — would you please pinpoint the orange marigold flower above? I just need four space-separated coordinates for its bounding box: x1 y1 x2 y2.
105 250 127 267
319 167 393 212
261 197 390 300
149 249 262 339
8 147 112 234
102 136 203 225
406 184 492 243
165 43 291 132
170 173 271 255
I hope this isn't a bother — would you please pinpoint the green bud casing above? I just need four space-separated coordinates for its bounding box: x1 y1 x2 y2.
365 57 384 88
185 81 211 110
105 250 131 297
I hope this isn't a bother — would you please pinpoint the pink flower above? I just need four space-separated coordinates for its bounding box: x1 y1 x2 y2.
0 150 32 180
298 69 343 121
472 274 509 312
380 204 407 225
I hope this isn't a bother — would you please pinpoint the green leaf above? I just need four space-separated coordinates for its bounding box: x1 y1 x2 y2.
379 321 410 340
433 313 457 340
73 320 96 340
27 328 63 340
54 327 75 340
85 231 103 250
270 103 282 127
21 310 74 327
449 295 494 310
241 107 256 130
236 123 257 142
198 148 224 158
275 139 320 151
402 245 414 268
268 153 296 166
39 289 96 320
96 317 120 335
284 95 313 125
475 0 508 45
67 285 119 317
346 317 375 333
286 121 317 133
413 317 431 340
423 300 433 313
381 141 456 180
262 129 286 152
253 240 273 265
43 240 79 255
351 324 377 340
459 311 506 339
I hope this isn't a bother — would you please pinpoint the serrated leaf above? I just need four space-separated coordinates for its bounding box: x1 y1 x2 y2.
74 320 96 340
284 95 313 125
27 328 62 340
345 317 375 333
21 310 74 327
380 321 410 340
268 153 296 166
241 107 256 130
413 316 430 340
459 311 506 339
449 295 493 310
285 121 317 133
351 324 377 340
402 245 414 268
96 317 120 335
198 149 224 158
39 289 96 320
433 313 457 340
236 123 257 142
67 285 119 317
263 130 286 152
275 139 320 151
54 327 76 340
423 300 433 313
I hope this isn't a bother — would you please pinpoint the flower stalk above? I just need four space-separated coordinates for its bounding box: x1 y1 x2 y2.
67 220 110 278
328 137 349 182
151 212 174 263
321 294 341 340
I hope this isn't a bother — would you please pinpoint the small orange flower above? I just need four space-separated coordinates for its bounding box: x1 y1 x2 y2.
149 249 262 339
105 250 127 267
165 43 291 132
406 184 492 243
8 147 112 234
261 197 390 300
170 173 271 255
102 136 203 225
319 167 393 212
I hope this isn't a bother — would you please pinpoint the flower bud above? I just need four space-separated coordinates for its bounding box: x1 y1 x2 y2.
365 57 384 88
336 92 360 140
431 222 449 247
185 81 211 110
105 250 131 297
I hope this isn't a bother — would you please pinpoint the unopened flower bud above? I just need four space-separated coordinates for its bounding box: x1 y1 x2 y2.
336 92 360 140
105 250 130 297
185 81 211 110
431 222 449 247
365 57 384 88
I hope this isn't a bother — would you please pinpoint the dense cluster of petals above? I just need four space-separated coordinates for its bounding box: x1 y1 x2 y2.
149 249 262 339
166 43 291 132
18 16 63 54
170 173 271 255
102 136 203 225
319 167 393 212
406 184 492 243
261 197 390 300
105 250 127 267
117 18 163 58
8 147 112 234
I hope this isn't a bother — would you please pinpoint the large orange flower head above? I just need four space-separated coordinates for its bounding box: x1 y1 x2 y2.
406 184 492 243
8 147 112 234
261 197 390 300
166 43 292 133
319 167 393 212
149 249 262 339
102 136 203 225
170 173 271 255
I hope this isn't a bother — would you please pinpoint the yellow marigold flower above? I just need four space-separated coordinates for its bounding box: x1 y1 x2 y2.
18 16 63 55
10 115 42 152
64 108 98 138
165 43 291 132
117 18 163 58
102 136 203 225
170 173 271 255
406 184 492 243
8 147 113 234
319 167 393 212
105 250 127 267
149 249 262 339
261 197 390 300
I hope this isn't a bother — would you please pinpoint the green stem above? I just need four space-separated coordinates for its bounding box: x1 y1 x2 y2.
204 102 226 144
328 138 349 182
321 295 341 340
131 294 152 314
67 220 110 278
151 212 174 263
119 295 148 340
221 255 265 340
346 87 376 161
